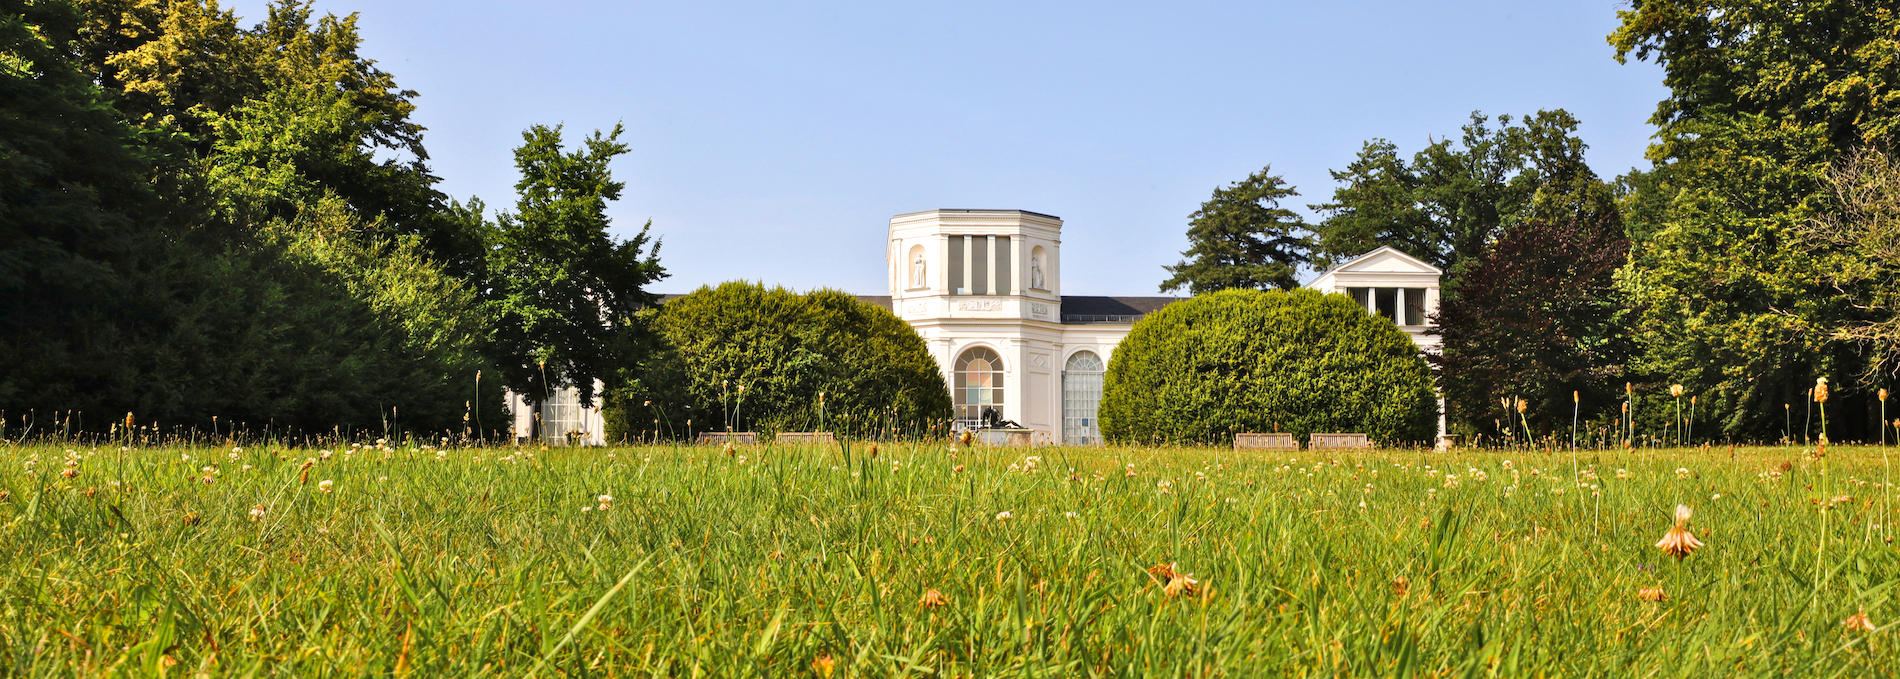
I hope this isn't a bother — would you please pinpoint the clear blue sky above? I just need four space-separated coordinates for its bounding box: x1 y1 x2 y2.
233 0 1667 295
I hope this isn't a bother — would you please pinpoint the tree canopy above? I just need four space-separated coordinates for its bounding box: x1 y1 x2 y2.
608 283 951 440
482 123 665 409
1160 167 1310 294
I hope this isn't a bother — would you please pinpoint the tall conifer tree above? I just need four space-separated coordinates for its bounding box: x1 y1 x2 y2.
1160 167 1310 294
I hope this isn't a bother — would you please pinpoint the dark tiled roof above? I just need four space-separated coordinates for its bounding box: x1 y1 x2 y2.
1058 296 1182 324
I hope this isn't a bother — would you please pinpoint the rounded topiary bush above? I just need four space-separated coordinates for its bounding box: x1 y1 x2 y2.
605 281 951 439
1099 288 1436 446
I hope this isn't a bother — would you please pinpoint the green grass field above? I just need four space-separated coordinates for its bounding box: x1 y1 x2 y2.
2 438 1896 676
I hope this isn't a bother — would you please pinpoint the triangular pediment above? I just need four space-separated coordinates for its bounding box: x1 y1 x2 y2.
1328 246 1442 276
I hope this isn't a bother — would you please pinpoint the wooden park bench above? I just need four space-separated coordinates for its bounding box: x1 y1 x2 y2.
1233 433 1299 450
1308 433 1371 450
696 431 758 445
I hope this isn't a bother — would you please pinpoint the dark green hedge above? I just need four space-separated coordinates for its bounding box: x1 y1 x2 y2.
604 282 951 440
1098 288 1437 446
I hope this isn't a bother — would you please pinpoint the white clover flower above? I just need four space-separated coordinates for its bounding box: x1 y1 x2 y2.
1676 468 1691 480
995 511 1013 522
317 479 335 493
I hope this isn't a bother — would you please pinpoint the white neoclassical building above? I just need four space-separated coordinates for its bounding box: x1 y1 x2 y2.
879 209 1181 445
1307 245 1444 353
879 211 1447 445
515 209 1445 446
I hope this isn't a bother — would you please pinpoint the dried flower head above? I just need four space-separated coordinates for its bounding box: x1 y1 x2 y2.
1881 388 1889 402
1656 504 1703 559
1392 575 1411 597
1515 398 1528 414
1816 378 1830 403
1637 585 1666 602
919 589 948 609
1845 608 1877 632
1164 571 1200 598
249 504 267 522
1670 384 1684 397
1573 390 1580 403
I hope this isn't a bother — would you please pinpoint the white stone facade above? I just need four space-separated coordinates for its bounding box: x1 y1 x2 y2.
1306 246 1444 352
887 209 1172 445
504 380 607 446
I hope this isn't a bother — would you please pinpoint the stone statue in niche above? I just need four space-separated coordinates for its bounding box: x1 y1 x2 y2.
911 252 927 288
1030 255 1045 290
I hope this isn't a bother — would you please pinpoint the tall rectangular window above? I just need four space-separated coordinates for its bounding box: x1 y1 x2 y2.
971 236 989 295
1403 288 1427 325
994 236 1010 293
948 237 964 294
1374 287 1398 324
1349 287 1369 309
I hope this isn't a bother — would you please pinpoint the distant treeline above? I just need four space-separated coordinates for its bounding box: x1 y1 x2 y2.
1160 3 1900 444
1 0 661 437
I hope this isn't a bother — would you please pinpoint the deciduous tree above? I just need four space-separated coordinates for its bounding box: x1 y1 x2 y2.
484 123 665 410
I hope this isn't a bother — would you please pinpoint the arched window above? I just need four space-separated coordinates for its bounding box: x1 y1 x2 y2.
1062 351 1105 444
954 346 1005 426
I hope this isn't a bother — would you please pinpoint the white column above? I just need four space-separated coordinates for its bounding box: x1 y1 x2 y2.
962 235 973 295
1010 237 1025 295
1396 288 1406 325
987 234 998 296
937 234 949 293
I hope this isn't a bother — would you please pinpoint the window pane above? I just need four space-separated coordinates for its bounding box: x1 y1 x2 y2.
995 235 1010 292
971 237 988 295
948 236 964 294
1374 288 1398 323
1404 288 1427 325
1349 287 1369 309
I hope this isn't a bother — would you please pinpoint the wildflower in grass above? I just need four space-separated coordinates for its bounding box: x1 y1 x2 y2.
249 504 267 522
1617 468 1633 479
1393 575 1410 597
920 589 948 609
1156 480 1174 494
995 511 1012 522
1656 504 1702 559
1676 468 1690 479
1442 474 1458 488
1501 460 1513 470
812 654 837 678
598 494 613 511
952 464 965 474
320 450 334 461
318 479 335 494
1638 585 1667 602
1845 608 1877 632
1065 511 1080 520
1164 570 1200 598
1125 463 1137 477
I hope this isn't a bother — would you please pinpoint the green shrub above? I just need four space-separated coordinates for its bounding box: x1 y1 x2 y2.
1099 288 1437 445
604 282 951 440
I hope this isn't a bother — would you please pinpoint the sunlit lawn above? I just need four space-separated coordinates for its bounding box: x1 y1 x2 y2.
2 438 1896 676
